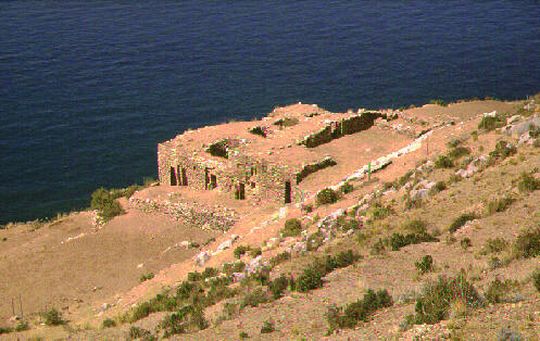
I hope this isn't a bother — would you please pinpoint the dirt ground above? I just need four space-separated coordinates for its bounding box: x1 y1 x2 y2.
2 98 539 340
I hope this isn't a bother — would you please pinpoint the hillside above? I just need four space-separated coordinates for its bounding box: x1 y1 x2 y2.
1 96 540 340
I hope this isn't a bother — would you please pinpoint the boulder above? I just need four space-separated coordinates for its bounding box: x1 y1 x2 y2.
195 251 210 267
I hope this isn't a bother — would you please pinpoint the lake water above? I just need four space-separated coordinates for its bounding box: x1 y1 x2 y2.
1 1 539 224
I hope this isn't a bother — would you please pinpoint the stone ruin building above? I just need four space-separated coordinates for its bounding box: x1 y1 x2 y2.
158 103 382 205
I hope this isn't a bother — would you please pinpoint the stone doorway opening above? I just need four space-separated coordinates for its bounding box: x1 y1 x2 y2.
170 166 177 186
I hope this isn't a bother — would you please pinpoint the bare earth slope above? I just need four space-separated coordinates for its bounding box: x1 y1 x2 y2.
1 97 539 340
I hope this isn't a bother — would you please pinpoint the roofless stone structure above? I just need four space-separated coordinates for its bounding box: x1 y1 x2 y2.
158 103 383 205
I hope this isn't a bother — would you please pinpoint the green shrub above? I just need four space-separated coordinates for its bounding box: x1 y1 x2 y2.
274 117 299 127
248 126 266 137
449 213 476 233
269 274 289 299
513 227 540 259
90 188 124 221
429 181 447 195
306 231 324 251
281 218 302 237
430 99 448 107
129 326 154 340
102 318 116 328
388 230 438 251
295 250 360 292
139 272 155 282
326 289 393 330
447 146 471 160
222 261 245 276
260 320 275 334
269 251 290 267
490 141 517 160
410 272 483 324
336 215 359 232
517 172 540 193
415 255 434 274
240 288 268 308
478 114 505 131
206 139 228 158
447 138 462 149
249 247 262 258
295 266 324 292
42 308 65 326
160 306 208 337
532 268 540 293
434 155 454 169
481 238 508 254
234 245 251 259
460 237 472 250
398 170 414 187
402 219 427 234
0 326 12 335
316 188 339 205
14 320 29 332
366 203 392 221
340 182 354 194
487 196 514 214
239 331 250 339
485 278 521 304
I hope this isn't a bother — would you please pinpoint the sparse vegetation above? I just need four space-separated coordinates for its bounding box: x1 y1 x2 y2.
435 155 454 169
429 181 447 195
405 272 483 325
517 172 540 193
481 238 508 255
415 255 434 274
129 326 154 340
234 245 252 259
260 320 275 333
512 227 540 259
533 268 540 293
102 318 116 328
316 188 339 205
326 289 393 331
449 213 476 233
295 250 360 292
487 196 514 214
430 99 448 107
478 113 506 131
485 278 521 304
281 218 303 237
248 126 266 137
90 187 124 221
274 117 299 127
497 326 523 341
42 308 65 326
490 141 517 160
340 182 354 194
460 237 472 250
139 272 155 282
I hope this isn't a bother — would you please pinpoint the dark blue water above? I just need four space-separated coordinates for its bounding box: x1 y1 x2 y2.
1 1 539 224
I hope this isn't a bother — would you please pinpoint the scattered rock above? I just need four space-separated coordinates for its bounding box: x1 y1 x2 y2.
195 251 210 267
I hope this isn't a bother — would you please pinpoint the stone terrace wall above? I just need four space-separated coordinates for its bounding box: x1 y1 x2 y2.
129 196 238 231
298 111 382 148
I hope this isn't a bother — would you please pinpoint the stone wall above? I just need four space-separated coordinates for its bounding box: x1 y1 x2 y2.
298 111 382 148
296 156 337 184
129 196 238 231
158 143 299 205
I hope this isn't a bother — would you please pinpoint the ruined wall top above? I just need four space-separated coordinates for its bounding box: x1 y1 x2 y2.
159 103 380 172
